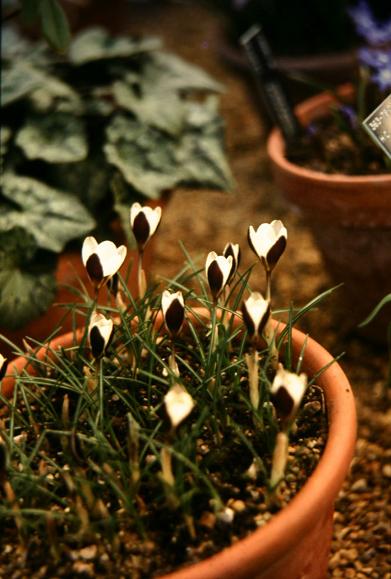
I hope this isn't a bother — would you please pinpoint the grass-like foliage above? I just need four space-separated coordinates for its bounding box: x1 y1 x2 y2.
0 209 333 573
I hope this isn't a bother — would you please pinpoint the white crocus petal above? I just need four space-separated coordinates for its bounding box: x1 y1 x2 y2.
88 312 114 358
162 290 185 336
82 237 127 284
81 236 98 266
223 242 241 282
164 384 194 429
205 251 233 299
248 220 287 271
242 292 270 339
271 364 307 422
130 202 162 249
94 241 127 277
0 354 8 381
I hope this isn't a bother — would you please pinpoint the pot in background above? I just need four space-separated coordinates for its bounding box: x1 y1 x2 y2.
267 85 391 340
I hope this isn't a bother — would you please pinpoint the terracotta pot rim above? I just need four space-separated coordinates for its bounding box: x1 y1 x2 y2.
2 310 356 579
267 85 391 186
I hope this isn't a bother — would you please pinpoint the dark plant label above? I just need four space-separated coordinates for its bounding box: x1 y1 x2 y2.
240 24 301 145
363 94 391 160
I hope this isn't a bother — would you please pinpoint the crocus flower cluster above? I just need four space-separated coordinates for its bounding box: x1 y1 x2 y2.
81 202 163 360
78 203 309 502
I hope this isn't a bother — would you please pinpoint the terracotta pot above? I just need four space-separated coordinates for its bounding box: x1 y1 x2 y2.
1 312 356 579
267 85 391 339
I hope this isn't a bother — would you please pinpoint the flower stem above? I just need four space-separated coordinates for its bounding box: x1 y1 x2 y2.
270 430 289 490
245 349 260 411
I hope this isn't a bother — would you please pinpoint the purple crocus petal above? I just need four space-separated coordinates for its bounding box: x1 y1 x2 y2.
358 48 391 69
348 0 391 46
232 0 250 9
306 122 318 137
371 67 391 91
339 105 358 129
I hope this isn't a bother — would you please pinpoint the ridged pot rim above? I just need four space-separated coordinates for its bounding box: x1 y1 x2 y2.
1 310 356 578
267 83 391 186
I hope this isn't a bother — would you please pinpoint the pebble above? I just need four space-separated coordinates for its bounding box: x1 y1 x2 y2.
382 464 391 477
351 478 368 492
79 545 98 560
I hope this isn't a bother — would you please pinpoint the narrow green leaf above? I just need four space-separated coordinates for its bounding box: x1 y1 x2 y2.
39 0 71 53
359 294 391 327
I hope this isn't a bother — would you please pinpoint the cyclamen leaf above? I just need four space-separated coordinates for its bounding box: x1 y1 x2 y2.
104 115 179 199
0 228 56 329
113 81 186 136
142 51 224 93
0 174 96 253
39 0 71 53
29 76 83 114
69 27 161 64
1 62 45 107
16 113 88 163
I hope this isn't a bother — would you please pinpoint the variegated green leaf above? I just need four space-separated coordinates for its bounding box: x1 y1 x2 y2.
2 62 45 107
0 174 96 252
29 75 83 114
113 80 186 136
0 228 56 329
69 27 161 65
142 51 223 93
1 127 12 158
16 113 88 162
104 115 179 199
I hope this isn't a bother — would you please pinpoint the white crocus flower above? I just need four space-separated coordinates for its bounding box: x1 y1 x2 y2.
241 292 270 344
82 236 127 287
205 251 233 301
164 384 195 429
223 242 241 284
0 354 8 381
248 220 287 272
130 202 162 251
162 290 185 337
271 364 307 425
88 311 114 359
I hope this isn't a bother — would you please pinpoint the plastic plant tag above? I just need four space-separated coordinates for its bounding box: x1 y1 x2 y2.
362 93 391 160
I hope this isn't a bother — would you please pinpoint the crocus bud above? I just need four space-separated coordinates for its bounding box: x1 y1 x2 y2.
241 292 270 346
88 312 114 359
0 354 8 381
248 220 287 272
162 290 185 337
82 237 127 287
223 242 241 284
164 384 195 429
271 364 307 426
205 251 233 301
130 202 162 251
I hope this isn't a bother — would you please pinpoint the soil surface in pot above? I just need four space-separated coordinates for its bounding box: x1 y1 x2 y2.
0 329 327 577
286 115 389 175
